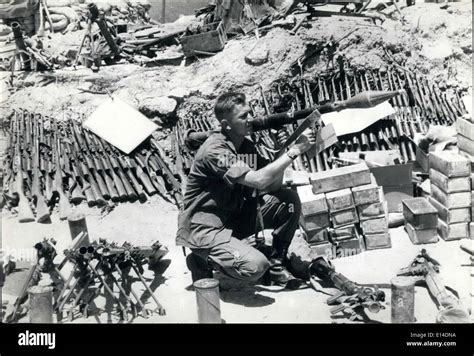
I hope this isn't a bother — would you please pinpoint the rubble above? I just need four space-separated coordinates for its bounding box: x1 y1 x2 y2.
137 95 178 119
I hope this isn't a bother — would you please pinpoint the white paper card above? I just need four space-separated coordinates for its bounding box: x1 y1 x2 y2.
321 101 395 137
83 96 158 154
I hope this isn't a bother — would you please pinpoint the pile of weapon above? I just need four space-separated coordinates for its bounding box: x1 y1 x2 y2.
261 66 467 170
56 233 167 321
2 109 183 223
3 233 167 323
175 65 467 176
397 249 470 323
307 257 385 322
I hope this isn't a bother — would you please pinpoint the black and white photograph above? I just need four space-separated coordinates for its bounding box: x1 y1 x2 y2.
0 0 472 350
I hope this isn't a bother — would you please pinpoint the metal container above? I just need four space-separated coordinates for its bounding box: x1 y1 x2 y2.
193 278 221 324
391 277 415 323
28 285 54 323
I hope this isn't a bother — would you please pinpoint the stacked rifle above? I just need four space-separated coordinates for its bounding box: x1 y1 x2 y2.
3 233 167 323
56 233 167 322
2 110 183 223
255 66 467 172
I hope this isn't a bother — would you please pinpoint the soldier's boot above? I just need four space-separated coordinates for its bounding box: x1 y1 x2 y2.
186 253 213 283
268 240 304 290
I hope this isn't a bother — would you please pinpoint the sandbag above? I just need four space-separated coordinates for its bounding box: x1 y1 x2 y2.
45 14 69 31
0 24 12 36
129 0 150 9
44 0 73 7
49 6 79 23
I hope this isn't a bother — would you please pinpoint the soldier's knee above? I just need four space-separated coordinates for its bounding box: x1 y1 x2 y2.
239 254 270 281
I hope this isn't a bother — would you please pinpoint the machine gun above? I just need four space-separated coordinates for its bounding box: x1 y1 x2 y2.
308 257 385 321
397 249 470 323
56 238 167 321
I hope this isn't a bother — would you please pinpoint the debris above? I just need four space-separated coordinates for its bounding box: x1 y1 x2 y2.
244 42 269 66
138 96 178 118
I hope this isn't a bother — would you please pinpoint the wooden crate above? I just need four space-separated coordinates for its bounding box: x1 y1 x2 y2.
180 21 227 57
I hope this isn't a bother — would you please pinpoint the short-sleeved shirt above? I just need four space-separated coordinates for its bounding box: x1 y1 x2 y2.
176 131 269 249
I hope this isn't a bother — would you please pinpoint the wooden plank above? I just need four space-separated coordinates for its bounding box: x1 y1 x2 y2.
437 220 469 241
309 163 371 194
469 222 474 240
404 223 439 245
325 188 354 212
297 185 328 216
364 232 392 250
429 169 471 193
402 198 438 229
430 184 471 209
429 151 471 178
428 197 471 224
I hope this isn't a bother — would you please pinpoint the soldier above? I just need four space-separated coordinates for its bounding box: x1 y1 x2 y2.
177 92 316 288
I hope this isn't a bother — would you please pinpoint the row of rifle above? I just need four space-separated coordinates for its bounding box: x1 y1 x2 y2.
256 66 467 171
2 109 183 223
173 66 467 175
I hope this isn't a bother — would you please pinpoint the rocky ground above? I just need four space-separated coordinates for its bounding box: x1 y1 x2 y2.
1 2 473 323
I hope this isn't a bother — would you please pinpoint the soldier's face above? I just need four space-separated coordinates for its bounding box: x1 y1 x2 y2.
226 103 252 136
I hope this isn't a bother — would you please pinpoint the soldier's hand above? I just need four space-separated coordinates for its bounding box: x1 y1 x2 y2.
293 127 317 154
275 128 290 147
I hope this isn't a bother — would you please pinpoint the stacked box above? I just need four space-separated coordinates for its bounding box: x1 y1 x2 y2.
325 188 361 255
298 163 392 258
351 175 391 250
297 185 329 244
429 151 471 241
403 198 439 244
456 116 474 239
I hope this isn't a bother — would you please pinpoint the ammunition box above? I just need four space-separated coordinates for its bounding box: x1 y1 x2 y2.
405 223 439 245
329 224 358 242
300 213 330 231
310 163 371 194
429 151 471 178
402 198 438 229
429 169 471 193
430 184 471 209
428 197 471 224
364 232 392 250
360 217 389 234
330 207 359 228
297 185 328 216
325 188 354 212
351 183 380 205
304 228 329 244
437 220 469 241
357 201 386 221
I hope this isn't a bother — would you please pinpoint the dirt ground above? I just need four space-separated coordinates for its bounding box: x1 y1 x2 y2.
2 198 473 324
1 2 473 324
